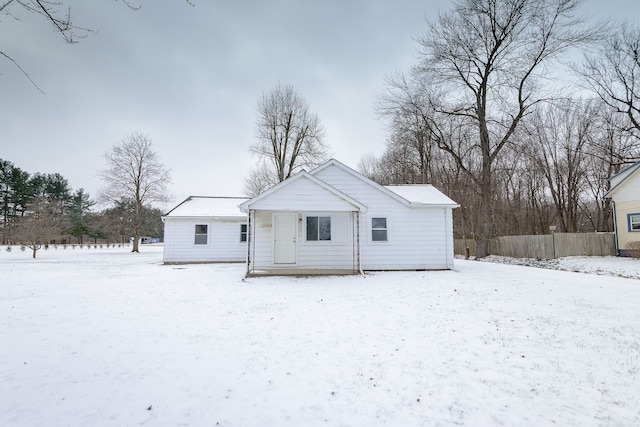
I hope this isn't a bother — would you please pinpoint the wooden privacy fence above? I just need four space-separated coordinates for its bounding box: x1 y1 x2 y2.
455 233 616 259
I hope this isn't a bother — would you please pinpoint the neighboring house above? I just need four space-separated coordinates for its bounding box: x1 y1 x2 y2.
239 159 459 275
162 196 249 264
604 160 640 256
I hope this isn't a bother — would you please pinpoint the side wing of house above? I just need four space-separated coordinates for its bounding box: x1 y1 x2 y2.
606 165 640 255
312 160 457 270
163 217 247 263
162 196 248 264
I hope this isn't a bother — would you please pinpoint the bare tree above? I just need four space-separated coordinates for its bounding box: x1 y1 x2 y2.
581 105 640 232
524 100 597 232
243 163 280 198
382 0 597 257
98 132 171 253
15 195 63 258
245 84 329 196
580 24 640 139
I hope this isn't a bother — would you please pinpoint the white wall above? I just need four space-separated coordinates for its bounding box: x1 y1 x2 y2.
250 175 358 212
250 211 356 271
163 217 247 263
315 164 454 270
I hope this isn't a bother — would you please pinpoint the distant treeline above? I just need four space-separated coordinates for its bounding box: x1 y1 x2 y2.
0 158 164 246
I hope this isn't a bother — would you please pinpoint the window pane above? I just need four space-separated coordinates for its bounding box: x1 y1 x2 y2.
306 217 318 241
372 217 387 229
195 224 208 245
631 214 640 231
240 224 247 242
319 217 331 240
372 229 388 242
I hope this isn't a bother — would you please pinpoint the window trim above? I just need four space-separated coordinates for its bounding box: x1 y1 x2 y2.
194 224 208 245
240 223 248 242
306 215 332 241
628 213 640 232
371 216 389 243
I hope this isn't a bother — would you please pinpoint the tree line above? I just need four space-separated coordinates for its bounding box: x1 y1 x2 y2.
361 0 640 257
1 134 171 257
0 158 163 249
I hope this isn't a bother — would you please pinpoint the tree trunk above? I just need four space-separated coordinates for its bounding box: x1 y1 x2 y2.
132 198 142 253
476 160 493 258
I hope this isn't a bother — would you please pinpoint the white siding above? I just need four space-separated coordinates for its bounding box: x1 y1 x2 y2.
315 164 454 270
251 211 276 269
250 211 356 271
249 175 358 211
359 207 453 270
163 218 247 263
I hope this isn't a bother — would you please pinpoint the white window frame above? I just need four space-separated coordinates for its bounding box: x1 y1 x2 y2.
240 223 248 242
194 224 208 245
371 216 389 243
305 215 332 241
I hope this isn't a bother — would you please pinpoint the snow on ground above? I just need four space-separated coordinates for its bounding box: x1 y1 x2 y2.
1 245 639 426
478 255 640 280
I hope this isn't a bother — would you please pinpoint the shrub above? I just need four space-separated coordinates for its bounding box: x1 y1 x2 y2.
5 246 12 253
20 246 26 252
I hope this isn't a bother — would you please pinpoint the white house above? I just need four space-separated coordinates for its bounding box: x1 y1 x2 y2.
239 159 459 275
162 196 249 264
604 160 640 256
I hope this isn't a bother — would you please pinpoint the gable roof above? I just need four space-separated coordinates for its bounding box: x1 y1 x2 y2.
164 196 248 218
311 158 458 208
239 170 367 213
385 185 459 207
604 160 640 199
310 159 414 207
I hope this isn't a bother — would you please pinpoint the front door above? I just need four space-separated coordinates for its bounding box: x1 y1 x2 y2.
273 214 297 264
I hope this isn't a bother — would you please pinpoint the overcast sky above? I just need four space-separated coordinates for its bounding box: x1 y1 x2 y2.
1 0 638 209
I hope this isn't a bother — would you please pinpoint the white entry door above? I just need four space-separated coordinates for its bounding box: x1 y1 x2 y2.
273 214 297 264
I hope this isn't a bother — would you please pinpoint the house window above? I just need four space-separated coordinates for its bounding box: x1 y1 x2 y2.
629 214 640 231
372 217 388 242
194 224 208 245
307 216 331 241
240 224 247 242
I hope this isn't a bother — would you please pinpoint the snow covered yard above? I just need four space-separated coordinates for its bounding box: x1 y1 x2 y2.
1 246 639 426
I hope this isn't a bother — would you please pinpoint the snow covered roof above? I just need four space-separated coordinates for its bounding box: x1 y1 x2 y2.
164 196 248 218
385 185 459 207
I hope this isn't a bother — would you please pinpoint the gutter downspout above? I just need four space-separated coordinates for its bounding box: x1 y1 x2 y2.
611 201 620 256
356 211 364 276
246 209 253 277
447 207 454 269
